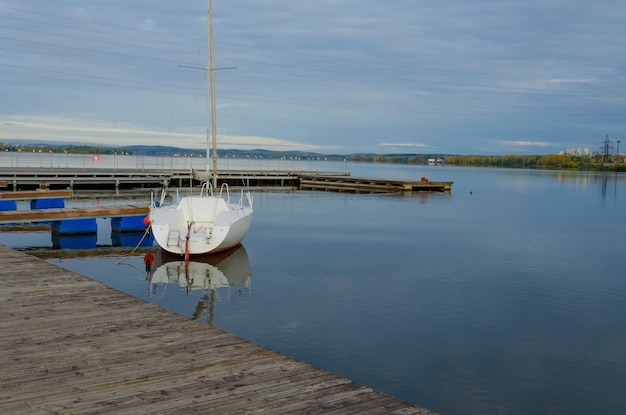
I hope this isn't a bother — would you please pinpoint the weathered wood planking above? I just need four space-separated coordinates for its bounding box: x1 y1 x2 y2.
0 245 435 414
0 190 73 200
0 167 340 191
0 204 149 224
298 175 453 193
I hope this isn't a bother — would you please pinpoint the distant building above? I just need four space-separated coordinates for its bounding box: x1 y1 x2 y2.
561 147 592 156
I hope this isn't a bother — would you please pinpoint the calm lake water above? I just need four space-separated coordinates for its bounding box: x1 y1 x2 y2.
1 161 625 415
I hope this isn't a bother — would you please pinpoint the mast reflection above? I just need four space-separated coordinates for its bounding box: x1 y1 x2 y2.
148 245 252 324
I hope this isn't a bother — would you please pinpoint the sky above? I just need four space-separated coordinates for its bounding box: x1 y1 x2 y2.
1 0 625 155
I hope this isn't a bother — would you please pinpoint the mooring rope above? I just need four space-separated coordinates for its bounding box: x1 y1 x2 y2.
117 221 152 265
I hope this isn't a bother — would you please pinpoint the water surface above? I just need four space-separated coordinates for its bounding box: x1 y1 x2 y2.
2 163 625 415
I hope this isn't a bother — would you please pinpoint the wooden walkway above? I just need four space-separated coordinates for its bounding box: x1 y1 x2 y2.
0 167 452 193
0 245 435 414
0 190 73 200
0 205 149 224
0 167 330 191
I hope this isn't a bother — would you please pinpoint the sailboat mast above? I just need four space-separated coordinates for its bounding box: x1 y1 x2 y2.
208 0 218 188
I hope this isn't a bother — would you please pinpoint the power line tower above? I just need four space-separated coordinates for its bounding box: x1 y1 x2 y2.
600 135 614 161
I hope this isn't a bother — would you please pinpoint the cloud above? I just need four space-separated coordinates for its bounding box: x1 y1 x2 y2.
1 115 336 152
498 140 557 148
547 78 595 84
1 1 625 155
380 142 429 148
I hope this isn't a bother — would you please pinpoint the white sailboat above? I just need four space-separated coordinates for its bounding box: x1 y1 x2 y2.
149 0 253 256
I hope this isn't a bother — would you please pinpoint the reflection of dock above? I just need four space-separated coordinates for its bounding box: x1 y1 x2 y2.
0 244 434 414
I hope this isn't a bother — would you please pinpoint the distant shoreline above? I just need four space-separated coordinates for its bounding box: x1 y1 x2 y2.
1 142 624 172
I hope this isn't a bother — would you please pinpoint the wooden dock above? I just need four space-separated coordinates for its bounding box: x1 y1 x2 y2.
0 167 172 191
298 175 453 193
0 167 452 193
0 190 73 200
0 244 435 414
0 205 149 224
0 167 317 191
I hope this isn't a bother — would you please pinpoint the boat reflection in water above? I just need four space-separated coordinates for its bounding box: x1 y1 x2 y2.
148 244 251 324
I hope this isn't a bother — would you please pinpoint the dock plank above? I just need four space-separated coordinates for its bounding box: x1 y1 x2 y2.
0 204 149 224
0 244 436 414
298 175 453 193
0 189 73 200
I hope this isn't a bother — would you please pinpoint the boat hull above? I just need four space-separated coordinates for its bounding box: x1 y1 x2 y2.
150 194 253 256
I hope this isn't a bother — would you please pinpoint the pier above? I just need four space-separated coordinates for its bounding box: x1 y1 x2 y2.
0 244 434 414
0 167 310 191
0 167 452 193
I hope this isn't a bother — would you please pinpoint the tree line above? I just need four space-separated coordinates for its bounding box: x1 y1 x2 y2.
443 154 624 171
0 143 132 155
1 142 623 171
346 153 624 171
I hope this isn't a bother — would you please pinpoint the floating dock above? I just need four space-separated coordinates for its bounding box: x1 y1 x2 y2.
0 204 149 224
0 189 73 200
298 175 453 193
0 244 434 414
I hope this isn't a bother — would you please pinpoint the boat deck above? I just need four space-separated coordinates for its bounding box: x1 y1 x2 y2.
0 244 435 414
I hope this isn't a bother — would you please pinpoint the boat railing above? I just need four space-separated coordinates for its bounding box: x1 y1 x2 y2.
243 190 253 209
218 183 231 204
200 181 215 197
198 180 252 209
150 188 167 208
